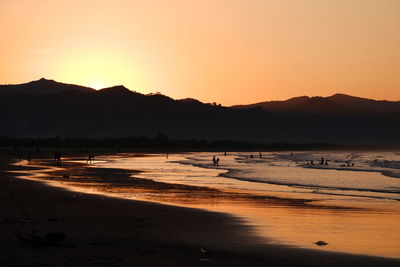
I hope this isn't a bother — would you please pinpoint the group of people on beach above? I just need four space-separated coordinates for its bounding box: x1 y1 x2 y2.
307 157 329 166
15 145 97 167
212 151 264 166
249 152 263 159
55 151 95 165
86 154 95 164
212 155 220 166
306 156 355 167
340 162 354 167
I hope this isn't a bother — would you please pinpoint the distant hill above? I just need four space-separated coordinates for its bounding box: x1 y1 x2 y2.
233 96 309 112
233 94 400 115
327 94 400 113
0 78 96 95
1 79 399 145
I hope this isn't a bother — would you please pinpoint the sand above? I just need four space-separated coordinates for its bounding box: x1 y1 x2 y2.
1 149 399 266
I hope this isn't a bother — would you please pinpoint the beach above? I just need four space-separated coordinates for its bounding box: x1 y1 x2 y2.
1 149 399 266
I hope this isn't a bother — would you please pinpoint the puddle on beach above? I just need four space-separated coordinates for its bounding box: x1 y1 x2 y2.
11 152 400 258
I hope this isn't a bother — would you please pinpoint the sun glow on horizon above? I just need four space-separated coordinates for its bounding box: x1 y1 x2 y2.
49 44 150 93
1 0 400 105
87 80 110 90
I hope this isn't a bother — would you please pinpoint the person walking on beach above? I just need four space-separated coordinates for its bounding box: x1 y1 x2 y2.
259 152 262 159
86 155 95 164
54 151 62 166
213 156 216 166
216 158 220 166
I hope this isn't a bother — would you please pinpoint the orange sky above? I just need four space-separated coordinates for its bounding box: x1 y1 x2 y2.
1 0 399 105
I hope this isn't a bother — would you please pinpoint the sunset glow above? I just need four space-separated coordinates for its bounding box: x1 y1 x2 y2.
1 0 399 104
2 2 400 265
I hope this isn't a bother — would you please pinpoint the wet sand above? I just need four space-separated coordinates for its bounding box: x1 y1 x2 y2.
1 150 399 266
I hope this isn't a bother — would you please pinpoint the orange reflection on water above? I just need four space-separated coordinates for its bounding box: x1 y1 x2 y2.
12 156 400 259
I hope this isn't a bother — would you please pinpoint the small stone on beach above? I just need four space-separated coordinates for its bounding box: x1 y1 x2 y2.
314 240 328 246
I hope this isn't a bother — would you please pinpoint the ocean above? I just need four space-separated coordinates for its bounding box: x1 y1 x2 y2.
18 151 400 258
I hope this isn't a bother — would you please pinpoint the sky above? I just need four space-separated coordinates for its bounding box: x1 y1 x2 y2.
1 0 399 105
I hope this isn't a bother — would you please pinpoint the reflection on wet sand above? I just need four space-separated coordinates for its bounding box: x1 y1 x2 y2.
11 154 400 258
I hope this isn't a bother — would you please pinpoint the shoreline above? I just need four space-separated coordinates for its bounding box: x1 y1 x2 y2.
1 151 399 266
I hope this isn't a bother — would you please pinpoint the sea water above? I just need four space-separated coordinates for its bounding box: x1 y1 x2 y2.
19 151 400 258
88 151 400 258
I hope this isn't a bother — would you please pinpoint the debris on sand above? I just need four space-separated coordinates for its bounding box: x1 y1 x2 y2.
200 248 208 254
313 240 328 246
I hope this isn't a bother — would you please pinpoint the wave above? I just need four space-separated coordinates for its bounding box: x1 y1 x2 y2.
174 154 400 202
220 167 400 195
301 164 400 179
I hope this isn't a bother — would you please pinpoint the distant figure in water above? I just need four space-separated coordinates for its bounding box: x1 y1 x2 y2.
166 149 169 159
213 156 216 166
250 154 253 159
224 151 227 156
86 155 95 164
352 162 354 166
290 152 293 157
259 152 262 159
311 160 314 165
325 160 328 165
216 158 220 166
320 157 324 165
54 151 62 166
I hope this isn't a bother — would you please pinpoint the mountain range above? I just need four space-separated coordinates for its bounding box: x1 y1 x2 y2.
1 78 399 145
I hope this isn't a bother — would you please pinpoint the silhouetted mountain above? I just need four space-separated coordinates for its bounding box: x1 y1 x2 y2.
233 96 309 112
1 79 399 145
178 98 203 104
98 85 132 95
233 94 400 115
289 97 355 115
327 94 400 113
0 78 96 95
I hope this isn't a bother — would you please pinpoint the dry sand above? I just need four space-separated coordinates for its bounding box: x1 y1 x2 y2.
1 149 399 266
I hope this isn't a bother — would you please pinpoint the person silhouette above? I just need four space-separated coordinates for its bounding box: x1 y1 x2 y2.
213 156 216 166
86 155 95 164
216 158 220 166
54 151 62 166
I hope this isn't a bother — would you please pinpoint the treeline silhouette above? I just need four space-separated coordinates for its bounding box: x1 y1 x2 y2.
1 78 400 145
1 136 397 151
